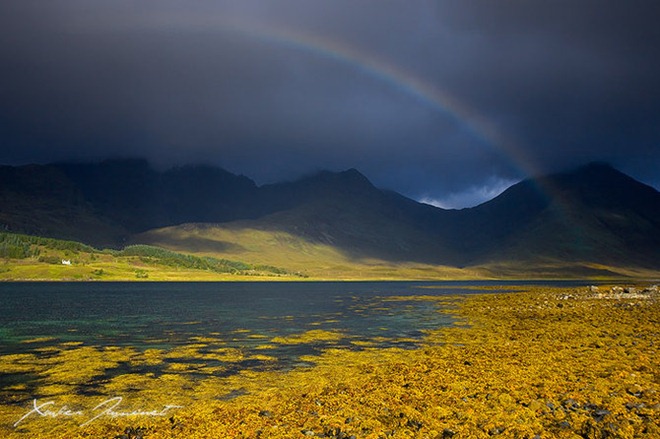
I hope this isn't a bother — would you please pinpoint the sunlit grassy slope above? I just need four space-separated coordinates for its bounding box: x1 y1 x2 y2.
132 223 659 280
1 227 656 281
132 224 478 280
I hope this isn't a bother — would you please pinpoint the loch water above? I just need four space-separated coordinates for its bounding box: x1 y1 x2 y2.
0 281 589 388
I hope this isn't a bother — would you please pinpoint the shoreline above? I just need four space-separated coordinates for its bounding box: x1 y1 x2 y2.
1 276 658 283
1 285 658 438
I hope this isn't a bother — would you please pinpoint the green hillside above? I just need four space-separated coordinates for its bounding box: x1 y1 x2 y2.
0 232 300 281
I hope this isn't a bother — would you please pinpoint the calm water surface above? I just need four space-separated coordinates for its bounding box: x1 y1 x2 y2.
0 282 466 352
0 281 590 400
1 281 590 354
0 281 590 352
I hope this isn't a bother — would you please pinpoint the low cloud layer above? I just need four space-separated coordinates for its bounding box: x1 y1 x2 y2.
1 1 658 207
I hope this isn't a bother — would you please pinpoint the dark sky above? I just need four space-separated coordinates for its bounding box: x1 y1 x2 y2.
1 1 659 208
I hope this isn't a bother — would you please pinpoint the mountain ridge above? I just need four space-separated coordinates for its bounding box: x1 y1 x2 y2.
1 159 658 276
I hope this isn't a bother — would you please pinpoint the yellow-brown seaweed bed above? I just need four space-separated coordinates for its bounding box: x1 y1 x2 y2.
1 285 658 438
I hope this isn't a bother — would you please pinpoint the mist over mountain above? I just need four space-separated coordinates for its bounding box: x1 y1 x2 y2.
0 159 658 272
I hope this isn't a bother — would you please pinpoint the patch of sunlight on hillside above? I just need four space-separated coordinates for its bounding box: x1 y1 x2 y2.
132 225 477 280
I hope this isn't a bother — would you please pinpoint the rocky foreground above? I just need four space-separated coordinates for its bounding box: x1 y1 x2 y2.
2 285 659 438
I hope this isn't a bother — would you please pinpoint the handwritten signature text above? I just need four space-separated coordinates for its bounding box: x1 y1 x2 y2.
14 397 183 427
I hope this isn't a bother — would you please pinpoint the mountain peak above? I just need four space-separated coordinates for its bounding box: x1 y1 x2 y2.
307 167 368 180
341 167 367 177
546 161 656 196
332 168 372 186
487 162 658 211
563 161 624 180
290 168 375 192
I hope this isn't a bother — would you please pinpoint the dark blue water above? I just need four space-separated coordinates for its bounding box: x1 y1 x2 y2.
0 281 592 399
0 282 460 352
0 280 592 354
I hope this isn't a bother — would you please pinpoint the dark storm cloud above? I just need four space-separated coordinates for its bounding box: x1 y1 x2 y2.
0 1 658 207
436 2 660 166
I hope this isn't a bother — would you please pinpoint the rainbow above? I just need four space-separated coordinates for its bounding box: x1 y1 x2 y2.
215 19 538 177
222 20 587 214
141 13 539 180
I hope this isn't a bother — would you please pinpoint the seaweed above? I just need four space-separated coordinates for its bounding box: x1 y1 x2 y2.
0 286 658 438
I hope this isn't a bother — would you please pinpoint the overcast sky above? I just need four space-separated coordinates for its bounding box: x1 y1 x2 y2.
1 1 658 208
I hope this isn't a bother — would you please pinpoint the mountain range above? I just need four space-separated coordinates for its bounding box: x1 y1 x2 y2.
1 159 658 278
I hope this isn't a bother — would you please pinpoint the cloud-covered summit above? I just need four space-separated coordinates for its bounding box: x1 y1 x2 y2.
1 1 658 207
